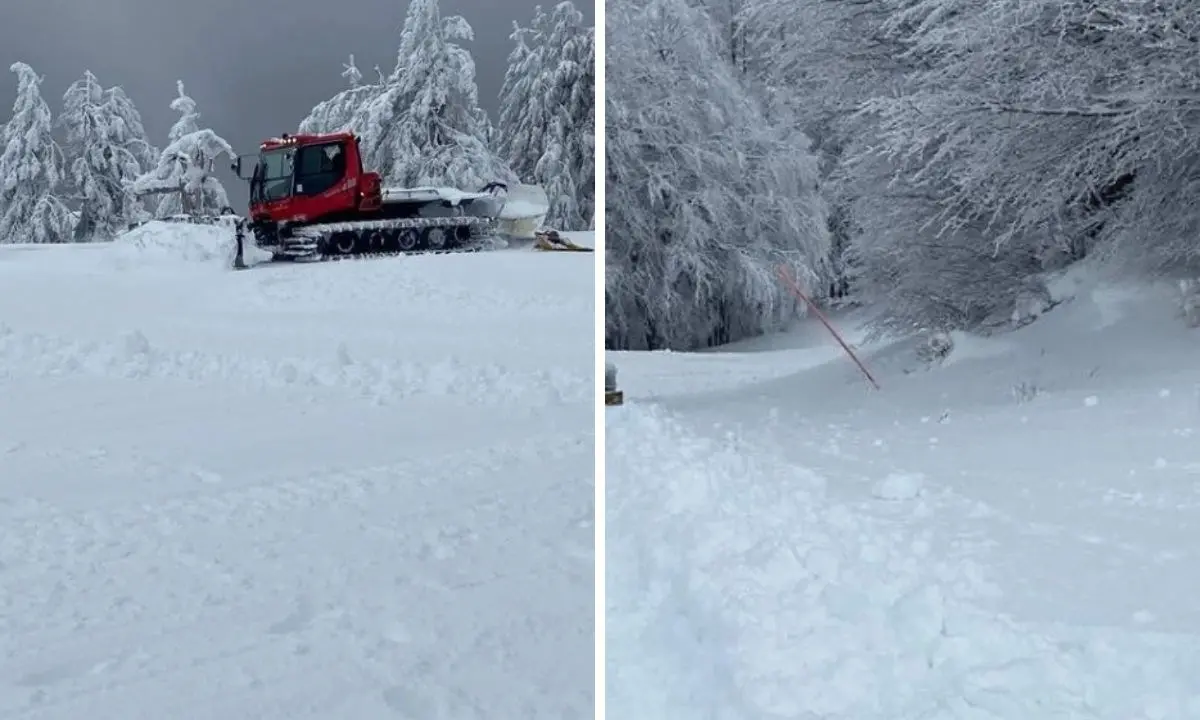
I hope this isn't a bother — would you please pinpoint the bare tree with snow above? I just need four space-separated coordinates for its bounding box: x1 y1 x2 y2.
825 0 1200 334
0 62 72 244
605 0 1200 341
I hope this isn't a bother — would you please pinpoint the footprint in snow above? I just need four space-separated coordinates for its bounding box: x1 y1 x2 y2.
268 596 315 635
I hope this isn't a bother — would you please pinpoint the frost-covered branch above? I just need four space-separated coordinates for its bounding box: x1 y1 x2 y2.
833 0 1200 332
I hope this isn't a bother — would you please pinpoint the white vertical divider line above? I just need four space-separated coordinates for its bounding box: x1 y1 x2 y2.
592 0 607 716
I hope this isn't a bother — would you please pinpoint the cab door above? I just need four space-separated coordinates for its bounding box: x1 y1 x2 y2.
289 141 355 222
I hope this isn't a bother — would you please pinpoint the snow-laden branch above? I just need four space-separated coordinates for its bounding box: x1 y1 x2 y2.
605 0 829 351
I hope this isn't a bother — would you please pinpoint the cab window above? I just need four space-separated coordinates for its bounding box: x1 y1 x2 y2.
294 142 346 196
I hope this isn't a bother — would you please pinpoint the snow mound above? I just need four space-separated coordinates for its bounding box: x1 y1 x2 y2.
607 404 1200 719
109 220 269 269
873 471 925 500
940 331 1012 366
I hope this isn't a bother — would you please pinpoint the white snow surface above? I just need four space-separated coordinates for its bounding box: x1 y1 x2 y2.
607 271 1200 718
0 223 594 718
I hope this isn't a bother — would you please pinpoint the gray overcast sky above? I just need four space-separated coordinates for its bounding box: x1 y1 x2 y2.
0 0 593 208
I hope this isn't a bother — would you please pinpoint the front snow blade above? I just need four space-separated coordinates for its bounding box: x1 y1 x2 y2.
533 230 593 252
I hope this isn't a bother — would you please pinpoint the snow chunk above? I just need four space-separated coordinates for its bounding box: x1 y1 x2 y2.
122 329 150 357
873 472 925 501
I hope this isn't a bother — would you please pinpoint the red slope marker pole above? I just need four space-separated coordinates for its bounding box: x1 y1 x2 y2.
776 264 880 391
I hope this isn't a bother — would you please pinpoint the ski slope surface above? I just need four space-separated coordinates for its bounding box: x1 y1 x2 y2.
607 270 1200 719
0 222 594 719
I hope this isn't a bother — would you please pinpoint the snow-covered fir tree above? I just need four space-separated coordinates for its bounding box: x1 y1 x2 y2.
497 12 548 182
298 55 386 134
58 71 154 240
132 81 233 217
533 2 594 230
497 3 594 230
117 92 159 223
352 0 513 188
105 85 157 176
0 62 73 244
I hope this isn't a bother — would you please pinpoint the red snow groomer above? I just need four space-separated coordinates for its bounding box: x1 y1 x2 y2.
230 131 507 261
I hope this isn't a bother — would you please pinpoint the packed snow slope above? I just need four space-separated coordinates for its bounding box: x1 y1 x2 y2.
0 222 594 719
607 270 1200 719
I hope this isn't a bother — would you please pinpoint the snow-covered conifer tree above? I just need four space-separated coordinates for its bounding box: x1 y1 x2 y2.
104 85 156 174
103 84 158 224
535 2 594 230
59 71 151 240
496 3 593 230
0 62 72 244
133 81 232 217
353 0 513 188
298 55 385 134
343 54 363 87
497 13 548 182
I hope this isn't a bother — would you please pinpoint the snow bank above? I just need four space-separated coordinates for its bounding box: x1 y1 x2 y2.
872 471 925 500
607 404 1200 719
938 330 1012 366
108 220 269 270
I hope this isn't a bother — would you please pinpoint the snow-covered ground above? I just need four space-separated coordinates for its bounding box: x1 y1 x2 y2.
607 270 1200 718
0 222 594 718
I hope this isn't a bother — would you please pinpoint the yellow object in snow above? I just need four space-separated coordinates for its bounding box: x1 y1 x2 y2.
533 230 593 252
